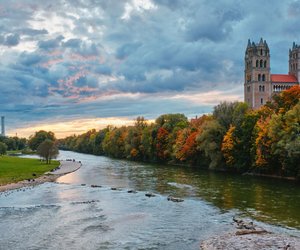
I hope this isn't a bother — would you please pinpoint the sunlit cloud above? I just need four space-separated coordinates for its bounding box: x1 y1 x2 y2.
9 117 140 139
1 0 299 137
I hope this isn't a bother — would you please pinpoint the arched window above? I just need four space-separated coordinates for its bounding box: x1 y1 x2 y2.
260 60 263 68
262 74 265 81
260 49 263 55
258 74 261 81
264 61 267 68
261 98 263 104
259 85 261 92
256 60 259 67
262 85 265 92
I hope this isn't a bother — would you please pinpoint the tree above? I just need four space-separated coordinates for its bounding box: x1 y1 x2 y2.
221 125 236 166
37 139 58 164
156 127 169 161
28 130 56 150
155 114 188 132
197 120 226 169
0 142 7 155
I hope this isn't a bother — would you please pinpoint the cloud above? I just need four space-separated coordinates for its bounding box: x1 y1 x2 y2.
2 33 20 46
0 0 300 137
38 35 64 50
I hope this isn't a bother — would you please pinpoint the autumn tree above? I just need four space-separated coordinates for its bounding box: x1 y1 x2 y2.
221 125 236 166
156 127 169 161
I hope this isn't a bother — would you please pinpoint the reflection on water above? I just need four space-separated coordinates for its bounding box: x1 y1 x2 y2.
0 150 299 250
57 151 300 229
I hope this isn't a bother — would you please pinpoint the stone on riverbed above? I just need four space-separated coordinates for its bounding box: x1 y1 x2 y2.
91 185 102 188
167 196 184 202
127 190 137 193
145 193 156 197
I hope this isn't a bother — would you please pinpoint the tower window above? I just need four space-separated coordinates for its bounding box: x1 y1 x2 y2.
262 74 265 81
261 98 263 104
264 61 267 68
259 85 265 92
260 49 263 55
256 60 259 67
258 74 261 81
260 60 263 68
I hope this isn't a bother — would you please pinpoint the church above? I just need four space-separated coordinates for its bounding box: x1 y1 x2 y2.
244 38 300 109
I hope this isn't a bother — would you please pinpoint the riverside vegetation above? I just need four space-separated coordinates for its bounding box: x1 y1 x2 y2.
1 86 299 179
0 156 59 185
0 130 59 185
58 86 300 179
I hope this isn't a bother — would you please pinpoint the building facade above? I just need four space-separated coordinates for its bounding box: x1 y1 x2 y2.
244 38 299 109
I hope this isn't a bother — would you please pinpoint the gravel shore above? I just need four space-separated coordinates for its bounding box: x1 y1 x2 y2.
200 231 300 250
200 218 300 250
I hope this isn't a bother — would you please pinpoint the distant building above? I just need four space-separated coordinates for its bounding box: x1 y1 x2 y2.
244 38 299 109
1 116 5 136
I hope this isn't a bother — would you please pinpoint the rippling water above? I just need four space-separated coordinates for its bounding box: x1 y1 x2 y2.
0 151 300 249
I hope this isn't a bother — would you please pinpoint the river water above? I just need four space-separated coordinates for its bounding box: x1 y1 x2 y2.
0 150 300 249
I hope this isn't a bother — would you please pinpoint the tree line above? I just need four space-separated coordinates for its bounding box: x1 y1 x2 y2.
58 86 300 178
0 130 58 164
0 136 27 155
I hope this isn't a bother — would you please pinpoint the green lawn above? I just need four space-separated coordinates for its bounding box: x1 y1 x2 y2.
0 156 59 185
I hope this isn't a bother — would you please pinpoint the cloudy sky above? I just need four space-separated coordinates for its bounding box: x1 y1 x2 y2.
1 0 300 138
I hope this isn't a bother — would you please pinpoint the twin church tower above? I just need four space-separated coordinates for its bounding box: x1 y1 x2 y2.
244 38 300 109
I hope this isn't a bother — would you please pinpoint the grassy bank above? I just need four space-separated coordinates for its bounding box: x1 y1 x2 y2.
0 156 59 185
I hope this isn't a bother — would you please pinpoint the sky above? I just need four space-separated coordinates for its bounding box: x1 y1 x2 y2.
1 0 300 138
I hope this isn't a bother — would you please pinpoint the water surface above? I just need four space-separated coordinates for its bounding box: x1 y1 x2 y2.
0 150 299 249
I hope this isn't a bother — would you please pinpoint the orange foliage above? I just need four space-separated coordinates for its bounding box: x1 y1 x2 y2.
221 125 236 165
156 127 169 160
280 85 300 111
130 148 138 158
176 131 198 161
255 117 272 167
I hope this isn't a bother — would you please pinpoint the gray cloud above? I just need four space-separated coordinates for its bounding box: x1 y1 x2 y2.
0 0 300 134
2 33 20 46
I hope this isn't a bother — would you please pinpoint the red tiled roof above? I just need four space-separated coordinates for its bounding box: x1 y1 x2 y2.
271 74 298 83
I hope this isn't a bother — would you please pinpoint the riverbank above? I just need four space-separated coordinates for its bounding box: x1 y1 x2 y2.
200 218 300 249
0 160 81 192
200 231 300 249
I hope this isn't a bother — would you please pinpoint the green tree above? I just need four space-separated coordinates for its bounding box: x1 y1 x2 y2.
37 139 59 164
0 142 7 155
28 130 56 150
197 120 225 169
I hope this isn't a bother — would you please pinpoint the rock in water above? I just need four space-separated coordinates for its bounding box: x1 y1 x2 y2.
127 190 137 193
167 196 184 202
91 185 102 188
145 193 156 197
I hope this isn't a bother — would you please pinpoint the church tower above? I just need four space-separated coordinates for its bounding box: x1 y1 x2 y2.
289 42 300 81
244 38 271 109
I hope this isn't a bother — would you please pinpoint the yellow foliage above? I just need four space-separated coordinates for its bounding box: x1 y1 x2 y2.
221 125 236 165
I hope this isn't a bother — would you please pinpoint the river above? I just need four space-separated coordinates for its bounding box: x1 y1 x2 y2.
0 150 299 249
